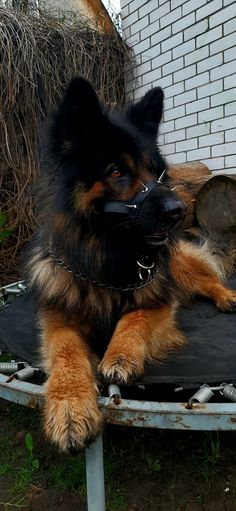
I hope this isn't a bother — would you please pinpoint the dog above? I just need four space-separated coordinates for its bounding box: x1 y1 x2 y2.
25 77 236 451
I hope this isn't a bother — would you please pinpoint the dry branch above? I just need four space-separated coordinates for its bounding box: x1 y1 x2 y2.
0 8 133 282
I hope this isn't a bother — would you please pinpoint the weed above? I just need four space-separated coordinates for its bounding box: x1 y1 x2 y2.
146 455 161 473
191 432 221 483
49 453 85 491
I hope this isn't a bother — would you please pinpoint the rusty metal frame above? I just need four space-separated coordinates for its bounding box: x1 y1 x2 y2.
1 373 236 430
1 373 236 511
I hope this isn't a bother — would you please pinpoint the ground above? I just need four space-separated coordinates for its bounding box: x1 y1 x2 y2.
1 399 236 511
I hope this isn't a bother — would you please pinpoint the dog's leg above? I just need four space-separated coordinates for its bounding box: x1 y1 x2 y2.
99 305 185 384
40 310 102 452
170 240 236 311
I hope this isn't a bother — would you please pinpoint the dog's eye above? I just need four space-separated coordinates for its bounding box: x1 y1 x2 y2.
109 168 123 178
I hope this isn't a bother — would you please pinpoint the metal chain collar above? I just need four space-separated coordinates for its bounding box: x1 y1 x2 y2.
47 249 158 292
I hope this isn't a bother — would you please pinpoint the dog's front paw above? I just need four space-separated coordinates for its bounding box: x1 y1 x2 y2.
44 380 103 452
98 353 144 384
215 289 236 312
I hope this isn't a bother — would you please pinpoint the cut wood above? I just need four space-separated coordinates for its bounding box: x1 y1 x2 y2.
196 175 236 232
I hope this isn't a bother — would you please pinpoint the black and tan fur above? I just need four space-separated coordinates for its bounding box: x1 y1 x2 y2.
25 77 236 451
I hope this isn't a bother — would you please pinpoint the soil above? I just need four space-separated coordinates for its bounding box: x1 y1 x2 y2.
1 400 236 511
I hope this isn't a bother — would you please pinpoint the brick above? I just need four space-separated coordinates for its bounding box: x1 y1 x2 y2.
130 16 149 36
197 53 223 74
163 57 184 76
120 0 130 7
224 75 236 90
129 0 146 14
166 152 187 164
171 0 188 7
164 105 185 121
139 0 157 18
174 89 197 106
176 138 198 152
165 97 174 110
153 75 173 89
199 132 224 147
175 113 197 129
141 20 160 41
151 26 171 46
160 7 182 29
187 123 210 139
137 61 152 76
187 147 211 161
212 142 235 156
185 45 209 66
134 38 151 59
142 68 162 85
149 2 170 23
185 72 209 91
164 81 184 99
173 13 195 35
224 47 236 63
225 155 236 167
197 26 222 48
186 97 209 114
123 11 138 28
225 128 236 142
213 168 236 174
198 80 223 99
165 129 185 144
223 18 235 35
174 64 196 83
211 60 236 81
184 19 208 42
211 89 236 107
161 142 175 155
162 32 183 53
210 32 236 55
173 39 195 59
201 157 225 170
197 0 222 21
121 4 129 18
159 120 175 134
198 106 223 122
183 0 207 15
225 102 236 116
210 4 236 28
211 114 236 131
152 51 172 71
134 83 154 100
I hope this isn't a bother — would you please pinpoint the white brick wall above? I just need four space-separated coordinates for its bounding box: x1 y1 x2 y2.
121 0 236 174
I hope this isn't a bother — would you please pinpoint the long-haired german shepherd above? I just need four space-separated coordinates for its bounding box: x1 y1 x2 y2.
25 77 236 451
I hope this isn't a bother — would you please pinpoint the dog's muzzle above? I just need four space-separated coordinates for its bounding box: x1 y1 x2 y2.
103 171 184 228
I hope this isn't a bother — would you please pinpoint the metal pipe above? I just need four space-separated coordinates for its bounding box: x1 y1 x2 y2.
85 434 105 511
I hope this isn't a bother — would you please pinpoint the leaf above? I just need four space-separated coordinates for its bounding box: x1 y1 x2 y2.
25 432 33 456
0 213 7 228
32 458 39 469
0 229 12 242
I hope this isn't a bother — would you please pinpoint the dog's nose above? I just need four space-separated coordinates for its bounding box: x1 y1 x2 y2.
162 197 185 226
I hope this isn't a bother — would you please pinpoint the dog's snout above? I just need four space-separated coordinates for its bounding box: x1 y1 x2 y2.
164 198 184 217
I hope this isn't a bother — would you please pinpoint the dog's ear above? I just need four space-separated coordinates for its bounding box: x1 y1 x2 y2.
50 77 103 154
127 87 164 140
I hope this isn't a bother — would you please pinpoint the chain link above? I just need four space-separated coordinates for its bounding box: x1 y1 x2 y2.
47 249 158 292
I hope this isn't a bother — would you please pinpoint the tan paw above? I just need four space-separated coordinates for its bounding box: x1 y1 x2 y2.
98 353 144 384
44 385 103 452
215 289 236 312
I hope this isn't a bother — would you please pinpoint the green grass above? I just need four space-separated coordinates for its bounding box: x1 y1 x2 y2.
191 432 221 484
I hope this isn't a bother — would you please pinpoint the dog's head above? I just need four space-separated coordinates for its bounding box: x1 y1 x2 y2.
47 77 184 250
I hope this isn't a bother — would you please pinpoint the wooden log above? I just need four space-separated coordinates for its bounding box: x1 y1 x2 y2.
196 175 236 232
167 162 212 228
